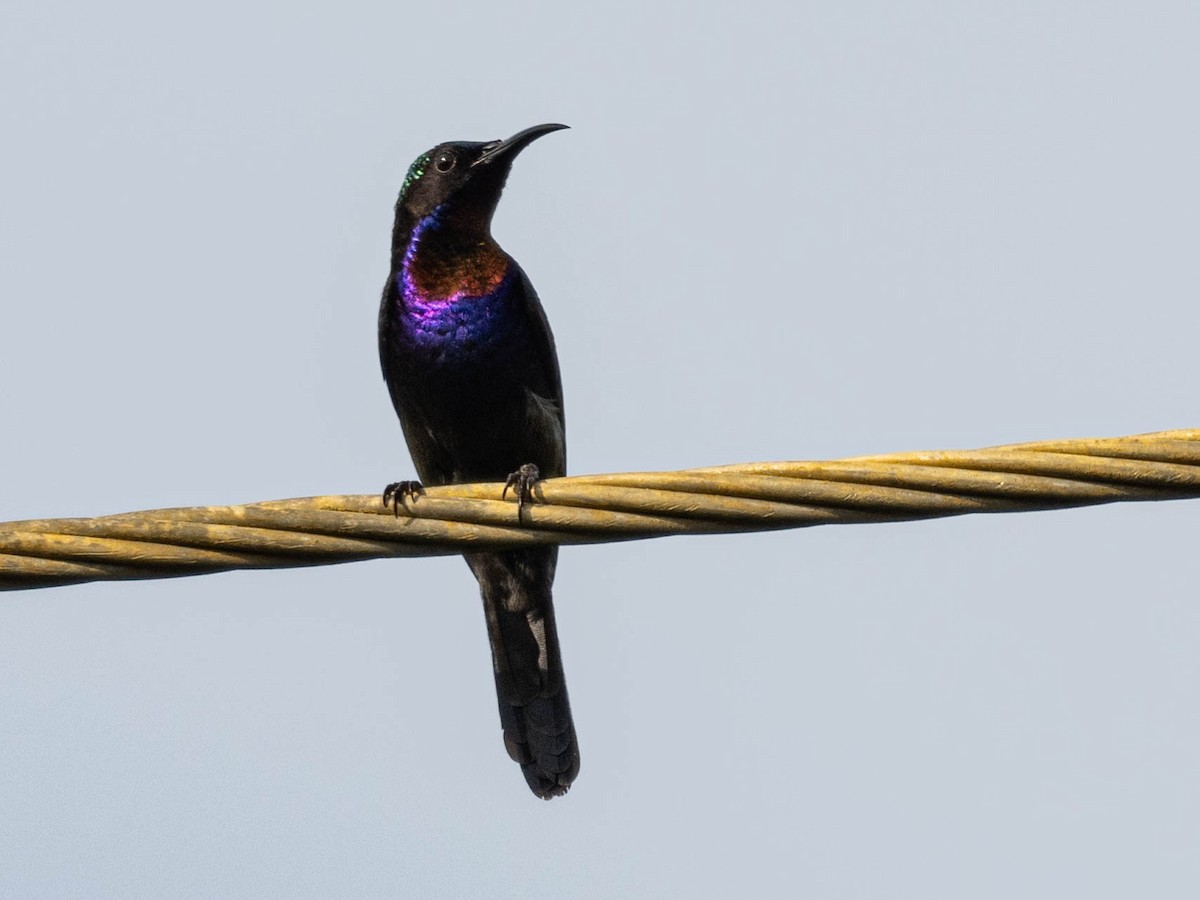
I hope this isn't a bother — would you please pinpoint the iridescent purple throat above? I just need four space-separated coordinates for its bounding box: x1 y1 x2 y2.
393 210 518 363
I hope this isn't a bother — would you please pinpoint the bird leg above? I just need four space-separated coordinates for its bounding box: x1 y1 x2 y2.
382 480 424 517
502 463 542 520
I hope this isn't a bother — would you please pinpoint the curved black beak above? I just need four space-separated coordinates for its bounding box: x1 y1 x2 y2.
472 123 569 168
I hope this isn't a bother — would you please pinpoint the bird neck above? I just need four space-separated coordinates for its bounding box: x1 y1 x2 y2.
397 205 510 304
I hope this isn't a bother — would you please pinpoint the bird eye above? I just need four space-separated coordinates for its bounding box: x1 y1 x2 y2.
434 151 457 173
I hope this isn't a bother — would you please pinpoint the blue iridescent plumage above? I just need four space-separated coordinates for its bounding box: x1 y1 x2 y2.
391 207 524 365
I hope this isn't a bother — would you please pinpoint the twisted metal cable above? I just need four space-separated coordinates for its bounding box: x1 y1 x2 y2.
2 429 1197 591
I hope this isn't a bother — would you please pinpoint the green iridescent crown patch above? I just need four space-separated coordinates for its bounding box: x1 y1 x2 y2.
402 152 433 195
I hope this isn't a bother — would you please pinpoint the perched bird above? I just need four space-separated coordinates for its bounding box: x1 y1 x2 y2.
377 124 578 798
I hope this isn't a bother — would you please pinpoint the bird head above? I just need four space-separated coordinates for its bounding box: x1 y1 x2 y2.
395 123 569 227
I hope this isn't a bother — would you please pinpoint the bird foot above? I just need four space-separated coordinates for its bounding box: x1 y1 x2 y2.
382 480 424 517
502 463 542 520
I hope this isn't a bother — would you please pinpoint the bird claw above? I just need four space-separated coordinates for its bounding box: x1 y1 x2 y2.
502 463 541 520
382 480 424 517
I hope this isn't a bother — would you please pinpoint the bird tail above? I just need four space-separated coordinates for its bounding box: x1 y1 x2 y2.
465 547 580 799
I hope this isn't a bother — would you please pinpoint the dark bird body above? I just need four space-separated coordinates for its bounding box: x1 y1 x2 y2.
377 124 578 798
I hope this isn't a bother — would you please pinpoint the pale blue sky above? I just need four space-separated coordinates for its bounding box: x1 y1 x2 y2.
2 2 1198 897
